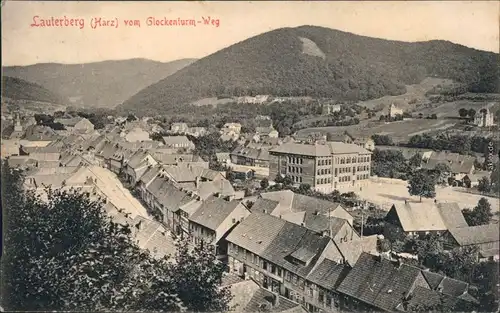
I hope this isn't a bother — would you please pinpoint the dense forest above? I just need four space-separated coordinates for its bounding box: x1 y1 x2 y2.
2 76 66 104
3 58 196 107
121 26 499 115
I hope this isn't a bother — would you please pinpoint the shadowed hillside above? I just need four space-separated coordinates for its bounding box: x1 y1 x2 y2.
3 58 196 108
2 76 66 104
120 26 499 115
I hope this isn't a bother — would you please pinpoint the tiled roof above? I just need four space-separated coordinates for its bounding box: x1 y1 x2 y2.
231 145 270 161
400 286 458 312
162 135 194 146
138 165 161 185
337 253 421 311
335 235 379 266
251 198 280 214
131 215 176 259
226 212 287 255
162 165 196 182
269 141 370 157
260 218 333 278
258 190 343 218
189 196 243 231
421 270 444 290
302 214 348 236
448 224 500 246
389 202 448 232
306 258 350 290
127 150 148 169
439 277 468 298
436 202 468 229
244 287 304 313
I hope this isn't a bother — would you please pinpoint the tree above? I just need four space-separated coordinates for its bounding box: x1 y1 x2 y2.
468 109 476 122
459 108 468 118
432 163 452 185
298 183 311 193
1 161 231 312
126 114 137 122
477 176 492 193
463 197 493 226
430 113 438 119
371 134 393 146
408 169 436 202
409 152 422 168
260 178 269 190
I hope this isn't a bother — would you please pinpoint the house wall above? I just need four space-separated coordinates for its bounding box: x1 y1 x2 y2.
227 241 344 313
332 222 360 242
215 203 251 243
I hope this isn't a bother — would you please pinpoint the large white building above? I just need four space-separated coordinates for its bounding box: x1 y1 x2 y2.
473 107 495 127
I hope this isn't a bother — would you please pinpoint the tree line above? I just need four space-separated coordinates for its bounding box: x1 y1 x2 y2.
1 161 232 312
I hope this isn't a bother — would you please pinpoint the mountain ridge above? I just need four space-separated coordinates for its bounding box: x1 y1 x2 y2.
3 58 197 108
120 25 499 115
2 76 66 105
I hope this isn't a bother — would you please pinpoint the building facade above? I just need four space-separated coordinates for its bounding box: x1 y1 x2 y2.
269 142 372 193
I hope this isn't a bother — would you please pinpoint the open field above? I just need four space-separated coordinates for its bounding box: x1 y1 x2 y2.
412 98 500 118
190 97 235 107
296 118 457 143
357 77 456 112
358 177 500 212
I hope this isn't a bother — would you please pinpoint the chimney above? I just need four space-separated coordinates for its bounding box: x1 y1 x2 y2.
195 176 201 188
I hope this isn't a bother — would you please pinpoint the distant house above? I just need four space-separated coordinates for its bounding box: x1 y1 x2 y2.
221 123 242 136
252 190 354 227
161 136 195 151
230 144 271 168
461 171 491 188
170 122 189 134
55 117 94 133
385 201 468 236
187 127 207 138
322 103 341 115
473 107 495 127
421 152 475 179
256 126 279 139
388 103 403 117
216 152 231 164
353 137 375 151
443 224 499 261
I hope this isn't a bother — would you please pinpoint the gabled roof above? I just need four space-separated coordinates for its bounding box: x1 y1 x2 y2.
131 215 176 259
162 165 196 182
162 135 194 146
306 258 351 290
258 190 344 217
189 196 244 231
448 224 500 246
436 202 469 229
226 212 288 255
138 165 161 185
389 202 453 232
336 253 423 311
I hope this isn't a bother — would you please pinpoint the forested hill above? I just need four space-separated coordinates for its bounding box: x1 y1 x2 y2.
2 76 66 104
120 25 499 115
3 58 196 108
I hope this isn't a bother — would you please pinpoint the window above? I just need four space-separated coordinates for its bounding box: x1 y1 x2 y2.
299 177 303 183
300 168 303 174
271 265 276 274
278 268 282 277
263 261 268 271
319 290 324 302
243 249 247 260
285 271 291 281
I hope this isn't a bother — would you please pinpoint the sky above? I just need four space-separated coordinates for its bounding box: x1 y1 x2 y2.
2 1 499 66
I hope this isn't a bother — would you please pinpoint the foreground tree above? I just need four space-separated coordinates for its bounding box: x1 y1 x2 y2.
408 169 436 202
1 161 231 312
463 197 493 226
477 176 492 193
